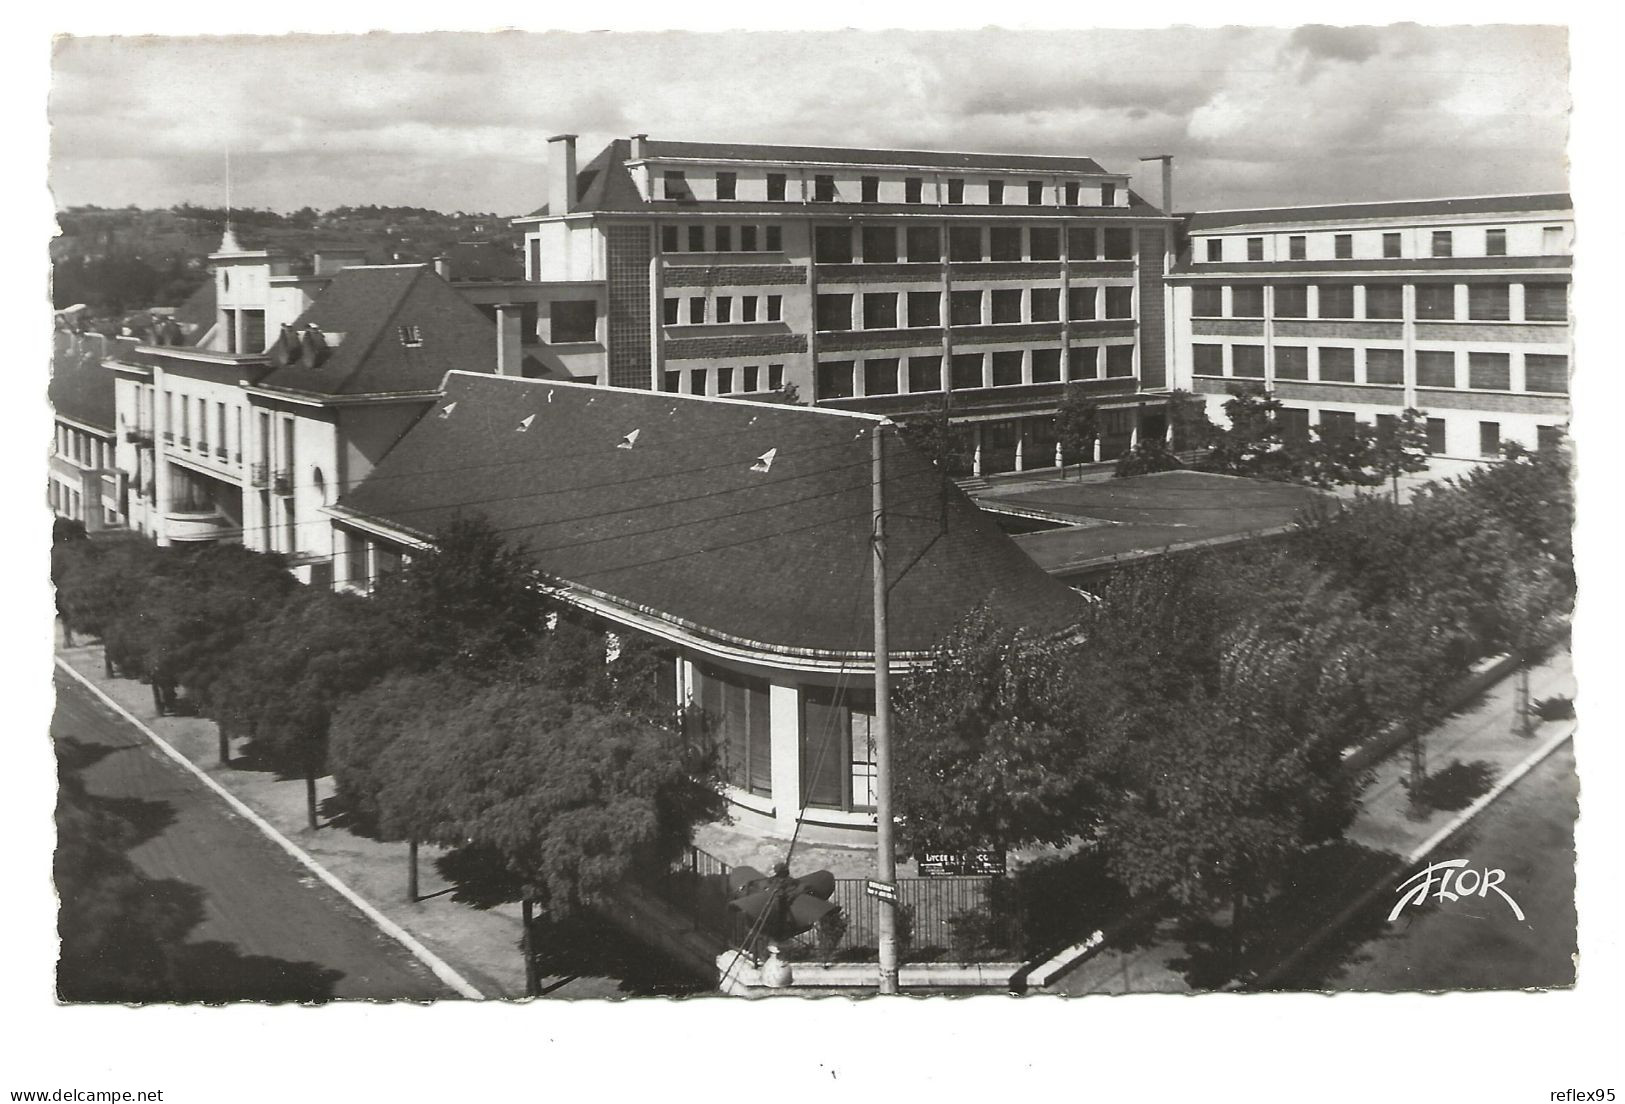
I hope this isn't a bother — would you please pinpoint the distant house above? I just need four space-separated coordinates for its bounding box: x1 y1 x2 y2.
49 331 121 530
100 232 564 581
332 372 1085 845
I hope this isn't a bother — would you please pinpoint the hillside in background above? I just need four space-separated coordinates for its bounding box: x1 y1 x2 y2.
52 204 525 317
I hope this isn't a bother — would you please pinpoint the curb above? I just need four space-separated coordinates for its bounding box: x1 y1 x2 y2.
1250 722 1575 989
55 657 486 1001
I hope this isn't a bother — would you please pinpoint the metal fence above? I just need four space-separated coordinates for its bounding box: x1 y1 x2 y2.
652 847 1026 964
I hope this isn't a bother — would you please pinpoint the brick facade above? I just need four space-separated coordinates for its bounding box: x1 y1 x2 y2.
1415 389 1568 415
605 224 653 388
1273 320 1404 340
1414 323 1565 344
664 332 810 361
1137 229 1167 389
664 264 807 288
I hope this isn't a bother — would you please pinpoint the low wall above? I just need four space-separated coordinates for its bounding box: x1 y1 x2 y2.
717 951 1022 995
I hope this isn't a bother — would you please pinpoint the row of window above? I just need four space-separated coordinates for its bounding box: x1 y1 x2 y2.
163 393 246 463
661 293 784 327
659 223 785 254
1192 281 1568 322
1203 225 1567 263
661 168 1118 210
688 663 878 811
1193 343 1569 394
814 345 1135 400
812 224 1136 265
54 424 111 471
1277 407 1562 460
814 285 1134 332
661 363 787 397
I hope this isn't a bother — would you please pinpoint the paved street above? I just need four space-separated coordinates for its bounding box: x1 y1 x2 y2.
1288 742 1578 992
54 672 457 1002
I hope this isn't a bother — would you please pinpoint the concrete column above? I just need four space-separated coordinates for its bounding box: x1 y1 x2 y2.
1263 284 1276 390
768 682 802 835
1402 284 1418 410
1060 221 1073 381
151 369 171 547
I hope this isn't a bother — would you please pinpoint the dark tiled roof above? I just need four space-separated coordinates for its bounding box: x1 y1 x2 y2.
525 139 1163 219
1185 193 1572 232
337 374 1084 657
49 334 116 432
174 278 217 345
255 265 524 397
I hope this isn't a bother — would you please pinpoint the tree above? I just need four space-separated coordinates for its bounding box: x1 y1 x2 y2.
212 588 413 827
1095 580 1383 972
1452 439 1574 592
1166 389 1217 453
359 676 726 991
895 395 953 472
1371 408 1432 503
1199 384 1292 480
1291 421 1384 489
892 608 1102 854
1054 385 1100 475
370 513 553 675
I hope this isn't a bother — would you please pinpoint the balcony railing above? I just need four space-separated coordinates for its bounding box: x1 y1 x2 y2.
272 469 294 497
178 435 191 449
249 462 269 489
124 429 154 447
215 446 229 460
162 430 175 444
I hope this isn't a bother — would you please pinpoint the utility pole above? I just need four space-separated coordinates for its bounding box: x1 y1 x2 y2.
872 421 900 995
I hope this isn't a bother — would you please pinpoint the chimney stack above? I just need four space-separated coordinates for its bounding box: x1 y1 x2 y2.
494 303 525 377
548 134 579 215
433 255 451 281
630 133 649 160
1138 154 1175 214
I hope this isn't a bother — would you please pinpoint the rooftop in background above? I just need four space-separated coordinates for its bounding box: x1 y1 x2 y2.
255 264 558 397
634 139 1112 175
50 331 117 432
1184 193 1573 232
978 470 1330 579
524 137 1165 220
336 372 1086 659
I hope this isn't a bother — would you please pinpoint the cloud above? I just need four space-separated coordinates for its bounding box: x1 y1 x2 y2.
48 25 1569 215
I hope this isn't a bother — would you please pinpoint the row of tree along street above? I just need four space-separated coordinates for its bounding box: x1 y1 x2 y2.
52 383 1572 989
53 517 728 994
890 419 1572 977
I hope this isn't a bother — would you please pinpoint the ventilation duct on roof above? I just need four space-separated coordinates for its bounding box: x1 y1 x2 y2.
751 448 777 473
618 429 640 450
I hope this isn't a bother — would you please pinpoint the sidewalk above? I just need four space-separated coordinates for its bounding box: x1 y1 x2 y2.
54 636 629 1000
1047 646 1577 995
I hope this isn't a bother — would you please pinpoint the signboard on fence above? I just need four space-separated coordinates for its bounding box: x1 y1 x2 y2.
916 850 1007 877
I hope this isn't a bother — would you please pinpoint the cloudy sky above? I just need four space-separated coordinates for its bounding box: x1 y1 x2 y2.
48 24 1570 216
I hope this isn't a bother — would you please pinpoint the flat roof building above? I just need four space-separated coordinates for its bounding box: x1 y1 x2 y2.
1166 193 1573 460
507 134 1183 479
